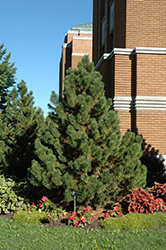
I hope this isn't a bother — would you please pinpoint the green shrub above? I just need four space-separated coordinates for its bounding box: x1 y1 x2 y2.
28 56 147 208
0 175 26 213
100 212 166 231
13 211 47 225
123 188 157 214
149 182 166 202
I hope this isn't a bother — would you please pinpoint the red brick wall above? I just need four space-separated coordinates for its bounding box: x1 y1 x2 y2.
71 55 84 68
126 0 166 48
92 0 166 156
114 54 132 96
136 110 166 155
118 110 131 135
136 54 166 96
72 38 92 58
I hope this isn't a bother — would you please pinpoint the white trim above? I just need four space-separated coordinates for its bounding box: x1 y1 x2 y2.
73 36 92 40
68 30 79 34
113 96 133 110
94 49 133 70
94 47 166 70
62 43 68 48
62 43 72 48
78 30 92 35
68 30 92 35
113 96 166 110
72 53 89 56
113 48 133 55
134 47 166 54
136 96 166 110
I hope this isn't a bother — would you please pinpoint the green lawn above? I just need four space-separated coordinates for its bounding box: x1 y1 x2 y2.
0 217 166 250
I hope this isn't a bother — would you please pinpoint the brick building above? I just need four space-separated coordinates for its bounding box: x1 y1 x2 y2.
59 23 93 96
93 0 166 160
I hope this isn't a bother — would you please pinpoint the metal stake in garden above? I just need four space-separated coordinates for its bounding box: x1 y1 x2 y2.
72 191 77 212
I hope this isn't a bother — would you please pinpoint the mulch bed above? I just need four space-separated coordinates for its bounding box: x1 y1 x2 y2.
1 210 166 231
0 208 106 231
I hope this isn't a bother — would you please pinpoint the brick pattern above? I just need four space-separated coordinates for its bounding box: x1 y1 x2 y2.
72 55 84 69
114 55 131 96
92 0 166 156
118 110 131 135
93 0 166 60
136 110 166 155
60 30 92 96
126 0 166 48
72 38 92 57
136 54 166 96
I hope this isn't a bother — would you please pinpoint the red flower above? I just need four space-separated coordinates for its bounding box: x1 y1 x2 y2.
68 216 74 220
74 221 79 226
82 218 86 223
89 218 92 221
39 204 42 208
72 211 76 215
110 210 113 214
41 196 48 202
105 212 108 219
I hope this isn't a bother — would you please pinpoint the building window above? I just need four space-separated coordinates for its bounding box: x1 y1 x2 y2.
101 18 105 47
109 1 114 34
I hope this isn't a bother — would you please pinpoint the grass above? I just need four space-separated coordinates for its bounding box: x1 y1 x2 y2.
0 217 166 250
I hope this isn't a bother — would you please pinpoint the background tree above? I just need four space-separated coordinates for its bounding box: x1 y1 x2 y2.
0 43 17 112
0 80 44 178
28 56 147 207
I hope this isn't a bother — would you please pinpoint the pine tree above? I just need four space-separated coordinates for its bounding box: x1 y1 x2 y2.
0 43 17 112
0 80 44 178
28 56 147 207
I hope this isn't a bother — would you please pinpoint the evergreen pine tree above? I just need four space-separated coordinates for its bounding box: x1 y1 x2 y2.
28 56 147 207
0 80 44 178
0 43 17 112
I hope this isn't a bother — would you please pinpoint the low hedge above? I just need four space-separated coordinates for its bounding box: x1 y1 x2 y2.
100 212 166 231
13 211 48 225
